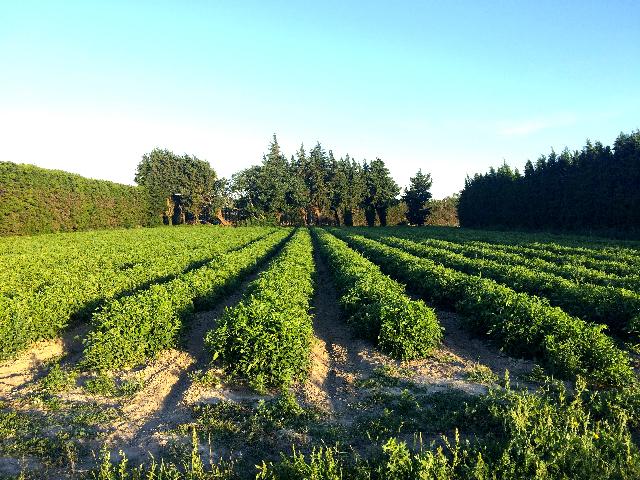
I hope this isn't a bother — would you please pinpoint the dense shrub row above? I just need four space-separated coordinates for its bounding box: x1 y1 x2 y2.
206 229 315 391
82 230 290 370
0 227 273 361
365 234 640 334
313 228 442 359
0 162 157 236
331 230 634 387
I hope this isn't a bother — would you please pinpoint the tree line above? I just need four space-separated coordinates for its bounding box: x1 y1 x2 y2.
458 130 640 231
137 135 448 227
230 136 403 226
0 136 458 236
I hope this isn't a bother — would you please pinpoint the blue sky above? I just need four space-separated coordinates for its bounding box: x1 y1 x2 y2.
1 1 639 198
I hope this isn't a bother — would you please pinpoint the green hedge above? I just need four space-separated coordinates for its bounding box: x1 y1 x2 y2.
0 161 157 235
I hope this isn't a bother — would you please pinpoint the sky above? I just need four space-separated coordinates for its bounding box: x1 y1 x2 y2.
1 1 639 198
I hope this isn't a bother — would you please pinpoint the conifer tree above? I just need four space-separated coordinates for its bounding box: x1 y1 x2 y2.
402 169 433 226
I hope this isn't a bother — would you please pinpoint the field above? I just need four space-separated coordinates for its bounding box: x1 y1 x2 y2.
1 225 640 479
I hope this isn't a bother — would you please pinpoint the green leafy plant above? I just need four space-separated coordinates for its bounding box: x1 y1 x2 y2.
330 229 634 387
314 228 442 359
206 229 315 391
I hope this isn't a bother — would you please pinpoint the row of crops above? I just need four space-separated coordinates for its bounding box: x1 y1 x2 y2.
3 225 640 479
0 226 278 360
2 225 639 386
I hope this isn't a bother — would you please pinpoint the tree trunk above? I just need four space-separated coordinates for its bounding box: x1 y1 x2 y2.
376 207 387 226
165 197 174 226
215 208 231 226
333 210 341 226
343 208 354 227
365 207 376 227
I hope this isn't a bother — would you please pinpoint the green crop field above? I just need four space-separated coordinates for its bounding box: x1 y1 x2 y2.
1 225 640 479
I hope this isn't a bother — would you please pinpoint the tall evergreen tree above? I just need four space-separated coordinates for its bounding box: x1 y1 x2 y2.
305 143 331 224
458 130 640 231
402 169 433 226
362 158 400 226
342 156 366 226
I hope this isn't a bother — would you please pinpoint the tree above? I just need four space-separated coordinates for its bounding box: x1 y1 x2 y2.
425 195 459 226
362 158 400 226
305 143 331 224
135 148 217 225
402 169 433 226
339 156 366 226
326 155 365 226
259 135 291 222
458 129 640 231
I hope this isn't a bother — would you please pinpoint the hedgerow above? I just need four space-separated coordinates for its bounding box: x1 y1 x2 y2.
0 161 157 236
313 228 442 359
205 229 315 392
330 230 634 387
82 229 291 371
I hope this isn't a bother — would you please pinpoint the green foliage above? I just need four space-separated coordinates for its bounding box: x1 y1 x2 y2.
261 381 640 480
91 428 234 479
190 392 319 446
330 229 634 387
367 232 640 335
314 228 442 359
0 161 156 236
39 362 78 394
362 158 401 226
382 225 640 276
0 226 272 361
84 373 144 397
232 137 302 223
231 136 399 226
401 169 433 226
0 399 115 468
378 228 640 293
256 446 345 480
206 229 315 391
135 148 218 224
82 229 289 370
425 195 459 226
459 130 640 232
465 363 499 385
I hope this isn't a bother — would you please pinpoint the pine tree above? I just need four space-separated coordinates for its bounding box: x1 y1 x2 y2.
362 158 400 226
402 169 433 226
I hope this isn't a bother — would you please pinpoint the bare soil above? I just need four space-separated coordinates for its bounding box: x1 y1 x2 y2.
0 323 89 402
